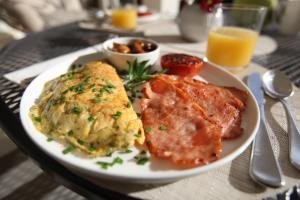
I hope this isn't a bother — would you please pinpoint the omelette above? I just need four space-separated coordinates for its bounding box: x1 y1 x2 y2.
30 61 145 156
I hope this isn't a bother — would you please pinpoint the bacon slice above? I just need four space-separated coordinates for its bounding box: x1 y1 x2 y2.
224 87 248 108
159 76 247 139
141 77 222 167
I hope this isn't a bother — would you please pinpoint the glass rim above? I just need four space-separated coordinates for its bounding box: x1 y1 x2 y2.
214 3 268 12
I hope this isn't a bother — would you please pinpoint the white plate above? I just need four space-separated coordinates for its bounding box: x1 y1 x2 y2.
20 52 260 184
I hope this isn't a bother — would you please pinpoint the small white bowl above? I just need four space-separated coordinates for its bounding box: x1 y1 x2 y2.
102 37 160 71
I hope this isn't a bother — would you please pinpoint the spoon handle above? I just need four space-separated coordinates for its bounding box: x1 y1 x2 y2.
249 105 284 187
280 99 300 170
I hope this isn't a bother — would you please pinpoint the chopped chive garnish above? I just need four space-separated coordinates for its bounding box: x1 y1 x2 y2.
67 130 74 136
83 76 91 83
72 107 81 114
77 139 84 145
127 101 132 108
136 157 149 165
62 146 75 154
96 156 123 170
105 80 116 88
34 116 41 123
145 127 152 133
114 157 123 164
47 138 53 142
106 152 112 157
74 83 85 94
96 161 110 169
89 146 96 152
134 150 149 165
104 87 114 94
90 84 96 92
159 125 167 131
88 115 95 122
99 88 105 96
134 134 140 137
58 95 65 102
98 81 116 95
70 64 82 70
62 89 69 94
124 149 132 153
93 96 101 103
67 73 74 80
69 86 75 91
113 111 122 119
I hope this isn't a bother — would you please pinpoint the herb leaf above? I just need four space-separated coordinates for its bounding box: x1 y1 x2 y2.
72 107 81 114
123 59 167 92
62 146 75 154
77 139 84 145
159 125 167 131
34 116 41 123
92 96 101 103
123 149 132 153
113 111 122 119
96 156 123 170
74 83 85 94
106 152 112 157
134 150 149 165
113 157 123 164
89 146 96 152
88 115 95 122
136 157 149 165
67 130 74 136
145 127 152 133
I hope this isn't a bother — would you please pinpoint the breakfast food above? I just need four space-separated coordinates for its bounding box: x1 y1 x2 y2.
28 52 249 169
162 76 248 139
30 61 144 156
111 40 157 54
141 77 222 166
161 54 203 77
141 75 248 167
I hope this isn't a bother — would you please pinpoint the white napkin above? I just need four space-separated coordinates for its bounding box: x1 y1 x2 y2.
4 43 103 84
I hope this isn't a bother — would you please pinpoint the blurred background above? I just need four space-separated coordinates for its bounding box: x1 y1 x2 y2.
0 0 299 48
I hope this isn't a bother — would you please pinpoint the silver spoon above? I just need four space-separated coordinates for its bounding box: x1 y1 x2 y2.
262 69 300 170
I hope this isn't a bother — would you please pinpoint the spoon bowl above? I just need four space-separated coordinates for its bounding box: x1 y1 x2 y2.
262 69 294 99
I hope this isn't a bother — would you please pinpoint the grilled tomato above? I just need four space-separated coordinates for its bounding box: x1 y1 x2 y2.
161 54 203 77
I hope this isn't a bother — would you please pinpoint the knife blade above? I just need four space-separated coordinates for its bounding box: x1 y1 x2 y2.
248 73 285 187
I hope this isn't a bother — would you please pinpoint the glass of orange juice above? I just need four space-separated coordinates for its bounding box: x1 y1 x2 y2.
111 5 137 30
206 4 267 71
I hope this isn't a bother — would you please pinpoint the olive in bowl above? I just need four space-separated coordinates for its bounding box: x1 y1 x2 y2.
102 37 160 71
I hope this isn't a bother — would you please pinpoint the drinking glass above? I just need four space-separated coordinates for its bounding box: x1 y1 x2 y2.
206 4 267 71
111 4 137 30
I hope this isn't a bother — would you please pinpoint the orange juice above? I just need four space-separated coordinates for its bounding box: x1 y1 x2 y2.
206 27 258 68
111 9 137 29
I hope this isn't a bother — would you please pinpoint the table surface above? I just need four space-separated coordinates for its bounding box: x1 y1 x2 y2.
0 19 300 200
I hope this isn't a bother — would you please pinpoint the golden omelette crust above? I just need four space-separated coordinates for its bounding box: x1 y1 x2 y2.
30 61 144 156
